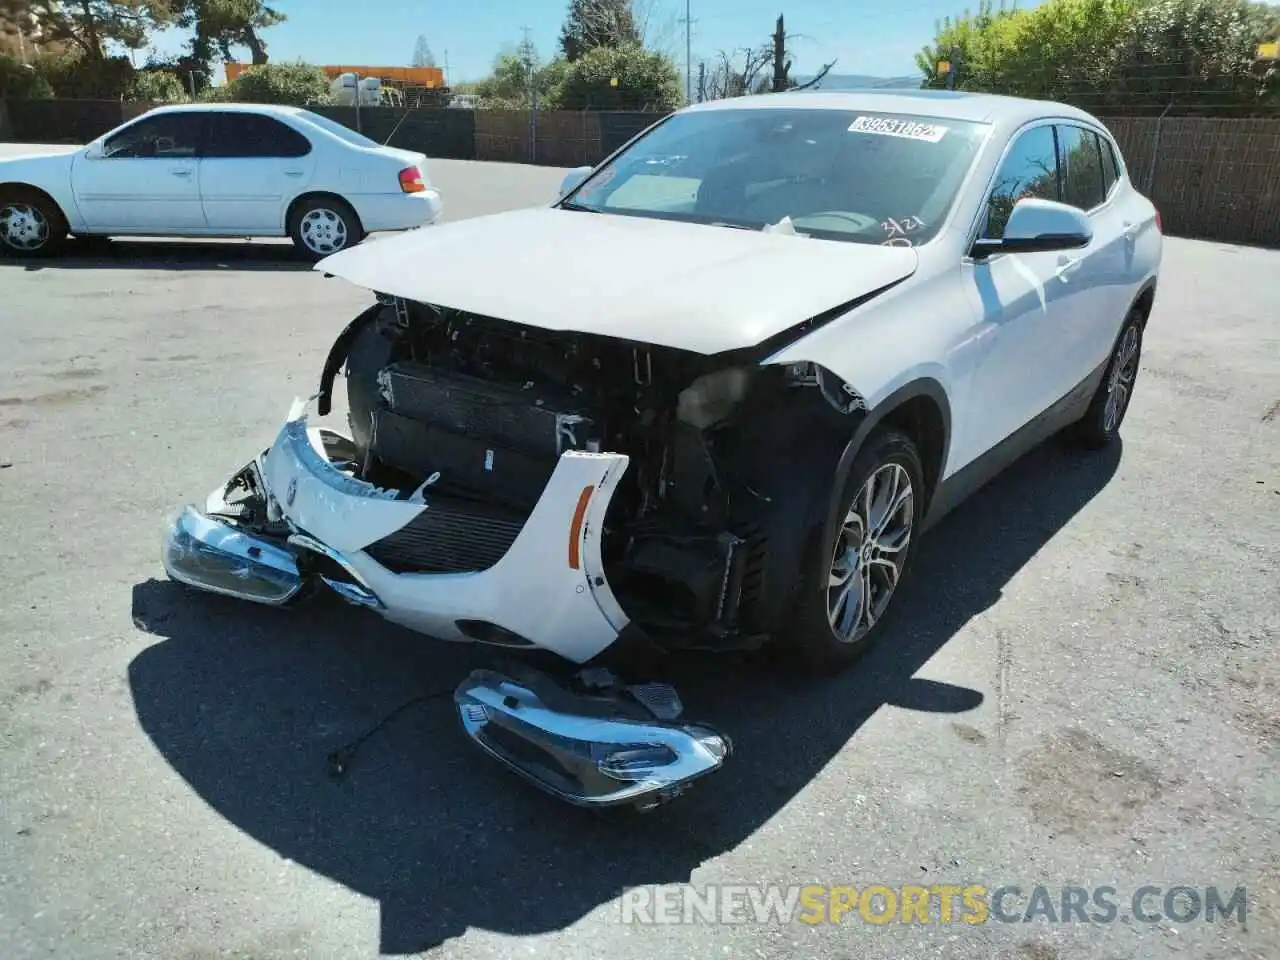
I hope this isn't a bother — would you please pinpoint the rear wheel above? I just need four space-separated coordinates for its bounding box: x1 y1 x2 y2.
289 196 362 260
788 429 925 671
1072 310 1144 447
0 189 67 258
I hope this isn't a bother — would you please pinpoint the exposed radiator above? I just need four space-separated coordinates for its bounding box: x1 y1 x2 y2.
363 496 527 574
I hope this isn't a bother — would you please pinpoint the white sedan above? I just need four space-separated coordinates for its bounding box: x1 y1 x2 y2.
0 103 442 259
161 90 1162 810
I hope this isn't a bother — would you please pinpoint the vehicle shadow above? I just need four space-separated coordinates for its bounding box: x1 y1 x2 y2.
3 237 313 272
127 438 1121 954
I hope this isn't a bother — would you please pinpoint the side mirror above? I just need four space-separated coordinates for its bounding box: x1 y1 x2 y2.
558 165 593 200
82 141 104 160
970 197 1092 259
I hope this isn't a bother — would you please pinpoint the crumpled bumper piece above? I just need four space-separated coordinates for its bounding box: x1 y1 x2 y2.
455 669 732 810
162 505 304 606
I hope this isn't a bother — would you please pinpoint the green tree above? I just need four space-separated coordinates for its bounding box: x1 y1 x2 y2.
475 38 568 107
206 59 329 104
127 64 187 100
178 0 282 71
411 33 435 67
559 0 639 62
917 0 1279 110
545 42 681 109
26 0 176 60
0 50 55 95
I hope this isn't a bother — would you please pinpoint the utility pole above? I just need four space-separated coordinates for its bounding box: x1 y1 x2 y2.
521 25 537 164
443 49 449 86
697 60 706 103
680 0 693 104
946 45 961 90
771 14 787 92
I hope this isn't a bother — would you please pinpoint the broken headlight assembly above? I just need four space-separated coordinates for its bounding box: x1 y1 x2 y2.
676 366 757 429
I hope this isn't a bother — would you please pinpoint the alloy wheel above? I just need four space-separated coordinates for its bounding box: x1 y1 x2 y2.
1103 324 1140 432
299 208 348 256
827 462 915 643
0 202 50 252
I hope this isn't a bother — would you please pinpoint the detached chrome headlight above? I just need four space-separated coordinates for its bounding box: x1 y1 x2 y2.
677 366 756 429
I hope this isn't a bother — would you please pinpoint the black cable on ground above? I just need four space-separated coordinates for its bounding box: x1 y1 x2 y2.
326 687 456 779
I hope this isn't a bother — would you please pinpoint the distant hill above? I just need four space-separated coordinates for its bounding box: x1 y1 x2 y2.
794 73 923 91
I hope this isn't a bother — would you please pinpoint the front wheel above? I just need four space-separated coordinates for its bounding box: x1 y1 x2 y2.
289 197 362 260
0 190 68 258
788 429 925 672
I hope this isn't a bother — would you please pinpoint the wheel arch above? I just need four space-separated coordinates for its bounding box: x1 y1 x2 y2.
820 377 952 566
0 182 70 229
1129 279 1157 329
284 190 364 237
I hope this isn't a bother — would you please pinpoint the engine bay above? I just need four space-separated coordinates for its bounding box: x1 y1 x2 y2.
327 296 861 649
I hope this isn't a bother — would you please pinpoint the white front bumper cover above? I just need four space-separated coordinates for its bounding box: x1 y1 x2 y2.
163 399 633 664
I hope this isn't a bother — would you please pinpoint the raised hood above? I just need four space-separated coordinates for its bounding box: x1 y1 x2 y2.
317 207 918 355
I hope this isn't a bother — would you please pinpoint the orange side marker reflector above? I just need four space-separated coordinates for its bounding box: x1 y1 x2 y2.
568 485 595 570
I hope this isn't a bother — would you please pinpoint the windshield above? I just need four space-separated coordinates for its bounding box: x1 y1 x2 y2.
563 108 988 246
297 110 380 149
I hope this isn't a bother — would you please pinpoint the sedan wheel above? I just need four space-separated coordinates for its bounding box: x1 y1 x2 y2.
299 208 348 256
289 197 362 260
827 463 914 644
0 199 59 255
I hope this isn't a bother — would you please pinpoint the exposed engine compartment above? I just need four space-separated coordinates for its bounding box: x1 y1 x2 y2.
326 296 865 649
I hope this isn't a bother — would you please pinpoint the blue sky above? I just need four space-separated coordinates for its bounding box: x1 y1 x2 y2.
148 0 1037 84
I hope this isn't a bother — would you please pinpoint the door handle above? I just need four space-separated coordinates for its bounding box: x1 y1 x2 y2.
1055 256 1082 281
283 170 304 178
170 168 193 178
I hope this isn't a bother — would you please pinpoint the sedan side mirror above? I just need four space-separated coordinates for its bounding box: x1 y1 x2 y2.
558 165 594 200
82 141 104 160
970 198 1093 259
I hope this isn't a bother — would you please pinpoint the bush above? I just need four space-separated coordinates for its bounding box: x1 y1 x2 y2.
213 60 333 106
0 55 56 99
545 44 682 110
127 70 190 103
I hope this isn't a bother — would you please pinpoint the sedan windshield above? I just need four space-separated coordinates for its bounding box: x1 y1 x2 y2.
563 108 988 246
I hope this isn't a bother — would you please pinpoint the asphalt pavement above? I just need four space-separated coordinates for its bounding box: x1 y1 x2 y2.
0 145 1277 960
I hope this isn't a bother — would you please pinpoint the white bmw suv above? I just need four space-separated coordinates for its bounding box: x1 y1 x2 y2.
161 91 1162 808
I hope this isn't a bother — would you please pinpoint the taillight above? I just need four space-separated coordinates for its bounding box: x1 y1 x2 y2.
1155 208 1162 233
399 166 426 194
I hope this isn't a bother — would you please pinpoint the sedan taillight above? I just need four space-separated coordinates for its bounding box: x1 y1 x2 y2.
1155 208 1163 233
399 166 426 194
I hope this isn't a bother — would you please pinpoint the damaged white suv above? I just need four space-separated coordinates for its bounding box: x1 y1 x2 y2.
163 91 1162 810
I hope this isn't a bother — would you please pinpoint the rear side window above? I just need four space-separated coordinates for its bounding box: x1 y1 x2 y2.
103 114 201 159
1100 136 1122 194
202 113 312 159
981 124 1059 239
1057 124 1106 211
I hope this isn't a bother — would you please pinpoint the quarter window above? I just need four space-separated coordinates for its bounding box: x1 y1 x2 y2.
102 114 201 159
202 113 312 159
1100 136 1122 194
1057 124 1106 211
981 125 1059 239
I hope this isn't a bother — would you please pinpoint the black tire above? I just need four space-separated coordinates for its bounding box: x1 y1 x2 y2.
788 428 926 672
288 195 363 260
0 188 68 258
1072 309 1144 447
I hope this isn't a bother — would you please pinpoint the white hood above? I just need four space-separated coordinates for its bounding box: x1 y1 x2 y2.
317 207 918 355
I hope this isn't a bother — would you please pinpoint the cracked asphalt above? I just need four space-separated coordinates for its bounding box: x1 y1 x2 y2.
0 144 1277 960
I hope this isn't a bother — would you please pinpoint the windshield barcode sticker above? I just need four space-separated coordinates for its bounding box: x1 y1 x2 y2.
848 116 948 142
